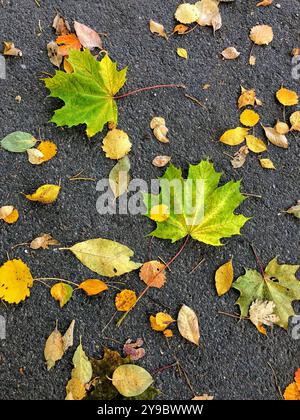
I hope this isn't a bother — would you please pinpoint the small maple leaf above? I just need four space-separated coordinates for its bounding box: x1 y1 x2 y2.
233 258 300 330
143 160 249 245
44 49 127 137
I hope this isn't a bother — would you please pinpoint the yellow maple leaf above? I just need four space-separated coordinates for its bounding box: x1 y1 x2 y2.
115 289 137 311
25 184 61 204
0 259 33 304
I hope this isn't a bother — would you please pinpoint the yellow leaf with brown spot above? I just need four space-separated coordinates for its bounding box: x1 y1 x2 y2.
260 158 275 169
115 289 137 312
220 127 249 146
56 33 81 56
102 129 132 160
246 135 267 153
276 87 298 106
25 184 61 204
139 261 166 289
150 204 170 222
78 279 108 296
215 259 234 296
250 25 273 45
0 259 33 304
290 111 300 131
240 109 260 127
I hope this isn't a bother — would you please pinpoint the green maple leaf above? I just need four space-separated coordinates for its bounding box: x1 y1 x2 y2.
233 257 300 329
143 160 249 246
44 49 127 137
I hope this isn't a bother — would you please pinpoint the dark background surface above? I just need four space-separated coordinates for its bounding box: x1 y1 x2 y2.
0 0 299 400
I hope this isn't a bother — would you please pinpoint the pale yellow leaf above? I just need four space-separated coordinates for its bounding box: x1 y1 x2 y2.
250 25 273 45
177 304 200 345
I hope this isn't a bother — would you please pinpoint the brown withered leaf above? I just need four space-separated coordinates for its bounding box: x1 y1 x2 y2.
47 41 63 68
173 24 189 34
192 394 214 400
250 25 274 45
177 304 200 346
149 20 168 39
256 0 273 6
231 146 249 169
221 47 240 60
30 233 59 250
3 41 22 56
52 13 70 36
123 338 145 361
152 155 171 168
74 21 103 50
263 126 289 149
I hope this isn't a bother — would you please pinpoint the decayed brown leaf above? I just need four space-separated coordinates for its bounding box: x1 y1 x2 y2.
123 338 145 361
3 41 22 56
238 87 256 108
74 21 103 50
30 233 59 250
47 41 63 68
139 260 166 288
231 146 249 168
52 13 70 36
62 320 75 353
192 394 214 400
250 25 274 45
149 20 168 39
263 126 289 149
152 155 171 168
249 55 256 66
150 117 169 143
221 47 240 60
173 24 189 34
177 304 200 345
44 325 64 370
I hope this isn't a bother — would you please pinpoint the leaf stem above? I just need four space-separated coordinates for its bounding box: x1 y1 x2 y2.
116 235 190 327
114 84 185 100
33 277 79 287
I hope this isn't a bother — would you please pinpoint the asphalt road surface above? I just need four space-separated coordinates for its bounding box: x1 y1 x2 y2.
0 0 300 400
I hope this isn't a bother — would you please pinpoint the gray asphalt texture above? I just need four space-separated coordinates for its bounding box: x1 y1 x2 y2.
0 0 300 401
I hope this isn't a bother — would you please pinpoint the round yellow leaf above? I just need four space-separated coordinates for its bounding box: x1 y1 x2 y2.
112 364 153 397
102 129 132 160
163 329 173 338
220 127 249 146
37 141 58 163
240 109 260 127
276 87 298 106
0 259 33 304
50 282 73 308
175 3 200 24
250 25 273 45
78 279 108 296
115 289 137 311
25 184 61 204
3 208 19 224
150 204 169 222
290 111 300 131
245 135 267 153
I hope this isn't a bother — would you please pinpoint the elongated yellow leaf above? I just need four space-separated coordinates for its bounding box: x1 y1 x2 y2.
44 326 64 370
25 184 61 204
177 304 200 345
220 127 249 146
245 135 267 153
215 259 234 296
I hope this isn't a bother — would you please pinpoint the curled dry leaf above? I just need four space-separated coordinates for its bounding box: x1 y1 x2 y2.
112 365 153 398
27 148 44 164
220 127 249 146
115 289 137 311
195 0 222 32
275 121 289 135
250 25 273 45
215 259 234 296
78 279 108 296
221 47 240 60
149 20 168 39
163 329 173 338
152 155 171 168
139 260 166 288
123 338 145 361
30 233 59 250
238 87 256 109
286 200 300 219
62 320 75 353
3 41 22 56
231 146 249 169
249 299 279 334
257 0 273 6
150 117 169 143
177 304 200 345
290 111 300 131
0 259 33 304
25 184 61 204
0 205 19 224
263 126 288 149
52 13 70 36
109 156 130 198
175 3 200 24
276 87 298 106
74 21 102 50
44 325 64 370
173 24 189 34
47 41 63 68
102 129 132 159
245 135 267 153
28 140 57 165
260 158 275 169
150 312 175 331
177 47 188 59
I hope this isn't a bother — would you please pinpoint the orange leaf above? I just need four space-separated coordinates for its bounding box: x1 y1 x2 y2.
37 141 57 163
3 208 19 224
295 368 300 385
78 279 108 296
115 289 137 312
283 382 300 400
139 261 166 289
56 34 81 56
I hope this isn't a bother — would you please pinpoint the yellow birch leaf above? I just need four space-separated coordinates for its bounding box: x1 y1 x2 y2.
37 141 58 163
177 304 200 345
78 279 108 296
163 329 173 338
220 127 249 146
260 158 275 169
25 184 61 204
66 378 86 400
175 3 200 24
0 205 14 220
245 135 267 153
102 129 132 160
112 364 153 397
215 259 234 296
50 282 73 308
290 111 300 131
240 109 260 127
275 121 290 135
150 312 174 331
0 259 33 304
177 48 188 59
276 87 298 106
115 289 137 311
250 25 273 45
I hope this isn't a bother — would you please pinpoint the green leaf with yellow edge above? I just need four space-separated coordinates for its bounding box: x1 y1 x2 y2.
143 160 249 246
64 238 142 277
50 282 73 308
44 49 127 137
112 365 153 397
0 259 33 304
233 257 300 329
